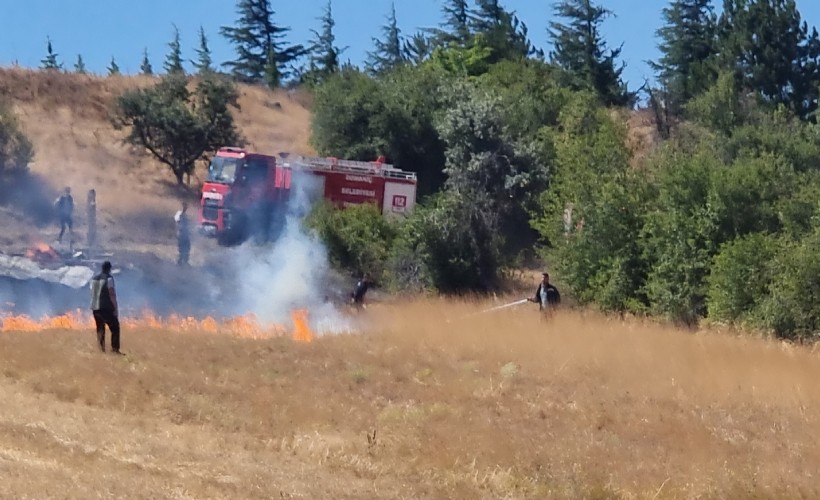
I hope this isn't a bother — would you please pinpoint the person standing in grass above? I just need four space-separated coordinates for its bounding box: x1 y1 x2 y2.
90 261 121 354
528 272 561 316
54 186 74 244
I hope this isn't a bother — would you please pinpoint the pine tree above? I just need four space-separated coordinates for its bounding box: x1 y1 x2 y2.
717 0 820 119
40 36 62 70
308 1 346 78
403 32 434 64
468 0 538 61
194 26 214 74
651 0 718 115
549 0 633 107
164 24 185 75
108 57 120 76
74 54 87 74
427 0 472 47
141 48 154 75
366 2 405 74
221 0 305 88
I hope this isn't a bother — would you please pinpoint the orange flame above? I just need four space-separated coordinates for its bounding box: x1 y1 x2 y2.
291 309 314 343
0 308 317 342
25 242 62 265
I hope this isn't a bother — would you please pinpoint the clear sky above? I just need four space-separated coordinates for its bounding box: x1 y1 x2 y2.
1 1 819 89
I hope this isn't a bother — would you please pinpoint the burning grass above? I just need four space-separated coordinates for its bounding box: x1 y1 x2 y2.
1 308 314 342
1 298 820 498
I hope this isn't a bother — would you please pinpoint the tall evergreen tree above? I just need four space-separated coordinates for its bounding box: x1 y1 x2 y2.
403 32 434 64
194 26 214 74
651 0 718 115
307 0 345 80
164 24 185 75
469 0 539 61
427 0 473 47
549 0 633 107
40 37 62 70
717 0 820 119
107 57 120 76
141 48 154 75
366 3 406 74
220 0 305 88
74 54 87 74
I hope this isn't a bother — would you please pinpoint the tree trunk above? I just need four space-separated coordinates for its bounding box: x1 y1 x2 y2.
174 168 185 184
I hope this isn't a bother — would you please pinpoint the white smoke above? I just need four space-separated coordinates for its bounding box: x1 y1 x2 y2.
232 169 355 335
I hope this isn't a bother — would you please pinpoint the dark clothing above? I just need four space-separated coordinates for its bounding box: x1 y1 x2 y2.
175 210 191 266
87 199 97 249
533 283 561 311
56 194 74 243
351 279 370 304
90 271 120 352
93 309 120 352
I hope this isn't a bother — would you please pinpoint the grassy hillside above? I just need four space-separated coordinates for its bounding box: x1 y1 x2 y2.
1 299 820 498
0 68 314 261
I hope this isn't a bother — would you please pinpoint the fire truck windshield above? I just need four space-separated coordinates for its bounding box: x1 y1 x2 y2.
207 156 242 184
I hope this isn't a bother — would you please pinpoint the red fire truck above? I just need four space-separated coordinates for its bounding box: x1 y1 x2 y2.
198 147 418 245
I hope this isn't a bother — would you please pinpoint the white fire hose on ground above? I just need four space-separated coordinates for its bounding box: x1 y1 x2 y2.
446 298 531 323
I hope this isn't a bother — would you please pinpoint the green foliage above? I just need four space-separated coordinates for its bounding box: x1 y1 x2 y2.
220 0 305 88
717 0 820 120
107 57 120 76
310 65 448 196
707 232 781 325
469 0 540 62
366 3 406 75
112 74 242 184
548 0 633 107
761 228 820 339
164 25 185 75
74 54 87 74
40 36 62 70
532 92 646 312
0 98 34 176
306 202 397 281
303 0 346 84
141 48 154 76
651 0 718 115
194 26 214 75
684 71 745 134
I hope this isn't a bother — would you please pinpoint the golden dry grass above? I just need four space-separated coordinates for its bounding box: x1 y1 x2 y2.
0 68 313 260
2 298 819 499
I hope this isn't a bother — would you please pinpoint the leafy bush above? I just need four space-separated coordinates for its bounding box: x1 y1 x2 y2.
706 232 782 326
306 201 397 281
0 98 34 176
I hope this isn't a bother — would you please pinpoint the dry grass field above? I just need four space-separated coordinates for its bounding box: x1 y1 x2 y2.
2 298 820 499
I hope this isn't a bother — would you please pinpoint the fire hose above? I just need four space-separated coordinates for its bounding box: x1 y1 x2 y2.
446 298 531 323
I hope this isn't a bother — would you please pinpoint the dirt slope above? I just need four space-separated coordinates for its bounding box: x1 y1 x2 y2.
0 68 314 261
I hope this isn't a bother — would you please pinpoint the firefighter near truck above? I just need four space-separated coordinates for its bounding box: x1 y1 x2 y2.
198 147 418 245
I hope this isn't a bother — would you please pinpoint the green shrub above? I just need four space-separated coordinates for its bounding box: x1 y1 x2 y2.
0 98 34 176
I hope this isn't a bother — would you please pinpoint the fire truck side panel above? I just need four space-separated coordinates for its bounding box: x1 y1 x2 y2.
383 179 417 218
318 170 386 210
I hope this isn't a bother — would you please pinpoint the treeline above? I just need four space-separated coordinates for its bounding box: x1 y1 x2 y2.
304 0 820 341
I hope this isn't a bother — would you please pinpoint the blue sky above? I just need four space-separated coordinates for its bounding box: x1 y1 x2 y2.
1 1 819 89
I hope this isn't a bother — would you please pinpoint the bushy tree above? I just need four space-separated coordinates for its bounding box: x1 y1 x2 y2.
112 74 243 184
0 98 34 176
532 92 649 312
707 232 782 325
307 201 397 280
717 0 820 120
221 0 305 88
470 0 540 62
651 0 718 115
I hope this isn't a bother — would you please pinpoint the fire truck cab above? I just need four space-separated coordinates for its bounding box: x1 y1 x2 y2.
198 147 417 245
